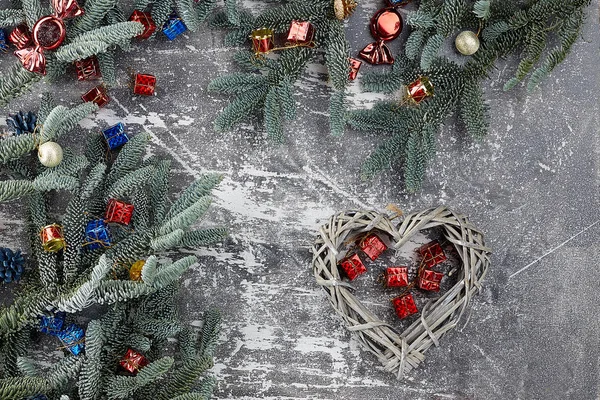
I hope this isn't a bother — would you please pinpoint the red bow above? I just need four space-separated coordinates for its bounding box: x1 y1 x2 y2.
359 41 394 65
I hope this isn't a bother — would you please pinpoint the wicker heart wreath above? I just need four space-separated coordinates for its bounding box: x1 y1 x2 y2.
311 206 491 378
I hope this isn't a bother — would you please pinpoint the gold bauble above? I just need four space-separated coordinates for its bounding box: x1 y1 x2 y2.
129 260 145 281
455 31 480 56
333 0 357 20
38 141 63 168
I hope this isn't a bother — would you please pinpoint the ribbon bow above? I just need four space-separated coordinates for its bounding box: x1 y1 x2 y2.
359 41 394 65
14 0 84 75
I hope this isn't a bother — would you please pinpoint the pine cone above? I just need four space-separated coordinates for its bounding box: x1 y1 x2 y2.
0 247 25 283
6 111 37 136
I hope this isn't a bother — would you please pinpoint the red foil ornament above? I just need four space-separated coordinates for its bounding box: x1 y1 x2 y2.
405 76 434 105
119 349 149 374
250 27 274 55
392 293 418 319
417 241 446 268
105 198 134 225
82 85 110 107
359 8 402 65
14 0 84 75
75 56 101 80
339 253 366 280
134 73 156 96
129 10 156 40
286 20 314 46
417 269 444 292
359 233 387 261
8 25 33 50
384 267 409 288
349 57 362 81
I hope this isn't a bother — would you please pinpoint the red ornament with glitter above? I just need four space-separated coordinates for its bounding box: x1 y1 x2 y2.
105 198 134 225
359 7 402 65
119 349 149 375
405 76 434 105
286 20 315 46
417 269 444 292
339 253 366 280
14 0 84 75
129 10 156 39
8 25 33 50
349 57 362 81
134 73 156 96
359 233 387 261
417 241 446 268
75 56 101 81
392 293 418 319
82 85 110 107
384 267 409 288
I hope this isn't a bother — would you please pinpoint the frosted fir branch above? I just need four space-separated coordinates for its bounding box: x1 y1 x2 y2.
149 255 197 289
106 357 174 399
55 40 110 63
40 102 99 143
167 174 222 219
105 165 155 201
21 0 45 28
106 133 151 185
0 9 24 27
180 227 228 248
151 229 186 252
70 21 144 48
0 134 36 164
0 63 42 108
93 280 156 305
70 0 118 37
176 0 200 31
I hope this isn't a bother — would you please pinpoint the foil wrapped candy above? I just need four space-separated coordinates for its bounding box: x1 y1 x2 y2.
14 0 84 75
359 8 403 65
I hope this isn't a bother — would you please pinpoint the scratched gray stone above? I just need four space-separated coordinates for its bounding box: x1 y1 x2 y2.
0 1 599 399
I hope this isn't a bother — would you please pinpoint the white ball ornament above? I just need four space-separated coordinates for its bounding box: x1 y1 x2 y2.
38 141 63 168
455 31 480 56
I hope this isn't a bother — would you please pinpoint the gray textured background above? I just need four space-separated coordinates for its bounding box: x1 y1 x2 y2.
1 1 599 399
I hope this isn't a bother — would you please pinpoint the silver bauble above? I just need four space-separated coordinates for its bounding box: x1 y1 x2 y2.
38 141 63 167
455 31 480 56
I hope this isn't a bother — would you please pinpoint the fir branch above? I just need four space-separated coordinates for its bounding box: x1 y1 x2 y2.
176 0 201 32
55 40 110 64
0 134 36 164
98 49 118 87
198 309 220 358
106 133 151 185
264 87 283 142
208 73 268 94
106 357 174 399
70 0 118 37
329 90 346 137
167 174 222 218
180 227 228 248
0 9 24 27
324 19 349 91
40 103 99 143
151 229 185 252
21 0 45 29
70 21 145 48
0 377 50 400
105 165 155 201
0 63 42 108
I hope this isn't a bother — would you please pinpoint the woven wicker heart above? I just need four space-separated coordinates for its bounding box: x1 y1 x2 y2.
311 206 491 378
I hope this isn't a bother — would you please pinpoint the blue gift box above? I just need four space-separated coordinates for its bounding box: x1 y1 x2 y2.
0 30 7 52
84 219 112 250
57 323 85 355
163 16 187 41
102 122 129 150
39 311 66 336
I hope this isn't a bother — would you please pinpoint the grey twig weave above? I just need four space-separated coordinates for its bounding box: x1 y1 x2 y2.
311 206 491 379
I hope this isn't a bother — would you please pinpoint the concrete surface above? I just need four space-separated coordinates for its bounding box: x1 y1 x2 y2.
0 1 599 399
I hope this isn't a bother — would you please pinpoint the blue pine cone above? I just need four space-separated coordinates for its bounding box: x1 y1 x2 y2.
0 247 25 283
6 111 37 136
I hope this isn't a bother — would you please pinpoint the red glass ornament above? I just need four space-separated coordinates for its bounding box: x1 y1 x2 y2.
359 8 402 65
417 241 446 268
392 293 418 319
339 253 366 280
134 73 156 96
129 10 156 40
417 269 444 292
359 233 387 261
405 76 434 105
105 198 134 225
119 349 149 374
9 25 33 50
251 28 274 54
384 267 409 287
286 20 314 46
82 85 110 107
39 224 66 253
75 56 101 80
349 57 361 81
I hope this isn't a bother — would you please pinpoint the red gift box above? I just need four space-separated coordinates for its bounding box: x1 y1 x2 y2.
105 198 134 225
359 233 387 261
129 10 156 40
119 349 149 374
286 20 315 45
392 293 418 319
384 267 408 288
339 253 366 280
9 25 32 49
417 241 447 268
134 73 156 96
417 269 444 292
349 57 362 81
75 56 101 81
82 85 110 107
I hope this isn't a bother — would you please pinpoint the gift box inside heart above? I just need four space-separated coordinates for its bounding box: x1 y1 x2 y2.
311 206 491 379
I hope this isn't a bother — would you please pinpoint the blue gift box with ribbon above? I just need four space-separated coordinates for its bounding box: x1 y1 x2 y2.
102 122 128 150
84 219 112 250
